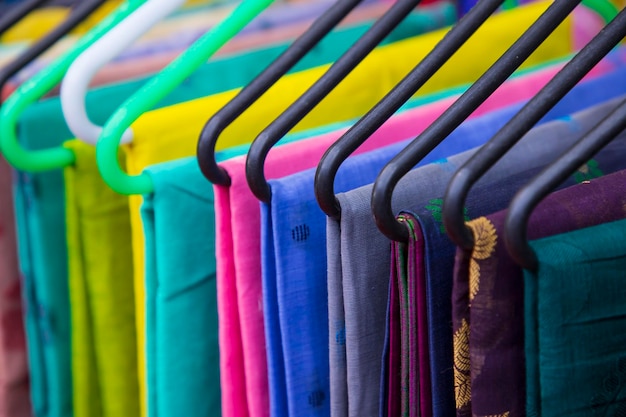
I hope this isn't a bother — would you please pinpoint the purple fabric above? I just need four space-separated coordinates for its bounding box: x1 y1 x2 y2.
452 169 626 417
388 243 402 417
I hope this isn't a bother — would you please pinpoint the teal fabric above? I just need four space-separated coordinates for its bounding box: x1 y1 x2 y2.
525 218 626 417
11 8 456 417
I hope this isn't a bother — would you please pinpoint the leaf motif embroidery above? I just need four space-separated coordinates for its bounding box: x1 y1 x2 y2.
574 159 603 184
468 218 498 302
454 319 471 409
476 413 510 417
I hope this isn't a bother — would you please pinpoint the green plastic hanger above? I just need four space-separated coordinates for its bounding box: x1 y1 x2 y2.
94 0 274 195
0 0 145 170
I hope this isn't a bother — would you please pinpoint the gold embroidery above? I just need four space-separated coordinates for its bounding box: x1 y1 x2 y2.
475 413 510 417
468 217 498 302
454 319 471 409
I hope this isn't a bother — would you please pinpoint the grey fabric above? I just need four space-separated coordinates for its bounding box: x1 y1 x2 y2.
327 96 625 417
327 220 347 417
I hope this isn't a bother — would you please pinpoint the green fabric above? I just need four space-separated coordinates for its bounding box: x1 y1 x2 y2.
63 141 138 417
11 8 456 417
525 218 626 417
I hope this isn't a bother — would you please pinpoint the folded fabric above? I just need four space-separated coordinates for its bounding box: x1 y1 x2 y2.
526 217 626 416
389 215 426 417
63 141 138 417
330 95 626 417
454 169 626 417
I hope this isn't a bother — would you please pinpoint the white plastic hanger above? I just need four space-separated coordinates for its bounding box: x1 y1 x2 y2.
60 0 185 145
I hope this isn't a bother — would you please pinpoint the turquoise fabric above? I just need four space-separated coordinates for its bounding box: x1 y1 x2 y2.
11 8 455 417
525 218 626 416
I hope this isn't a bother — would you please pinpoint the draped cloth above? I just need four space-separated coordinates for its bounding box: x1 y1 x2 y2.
526 217 626 416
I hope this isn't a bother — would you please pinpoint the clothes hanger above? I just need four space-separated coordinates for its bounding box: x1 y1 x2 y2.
0 0 147 170
0 0 274 182
244 0 428 202
370 0 611 242
197 0 370 186
314 0 506 219
442 5 624 251
60 0 200 146
0 0 50 37
0 0 113 108
504 100 626 271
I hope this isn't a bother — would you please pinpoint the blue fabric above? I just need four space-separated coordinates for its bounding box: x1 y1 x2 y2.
264 63 626 417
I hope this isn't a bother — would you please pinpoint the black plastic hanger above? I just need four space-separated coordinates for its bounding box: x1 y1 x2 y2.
314 0 504 219
442 7 626 251
0 0 50 37
0 0 107 105
245 0 423 202
505 95 626 271
371 0 582 242
197 0 369 185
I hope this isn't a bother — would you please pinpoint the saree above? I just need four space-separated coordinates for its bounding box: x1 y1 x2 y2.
526 217 626 416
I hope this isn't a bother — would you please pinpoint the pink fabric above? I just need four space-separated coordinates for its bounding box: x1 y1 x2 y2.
212 57 614 417
0 157 31 417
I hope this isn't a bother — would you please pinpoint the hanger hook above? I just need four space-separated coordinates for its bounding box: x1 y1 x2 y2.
197 0 366 187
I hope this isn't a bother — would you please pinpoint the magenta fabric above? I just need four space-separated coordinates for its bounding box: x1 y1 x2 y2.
390 214 430 417
0 157 31 417
210 58 605 417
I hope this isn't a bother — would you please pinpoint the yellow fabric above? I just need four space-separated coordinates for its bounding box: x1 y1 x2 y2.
114 1 575 411
64 141 139 417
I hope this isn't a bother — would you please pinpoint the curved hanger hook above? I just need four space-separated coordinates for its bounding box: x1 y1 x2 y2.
505 96 626 271
96 0 276 196
246 0 422 203
197 0 365 186
60 0 187 145
0 1 144 172
0 0 50 37
0 0 109 107
442 6 623 251
372 0 583 242
314 0 504 220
